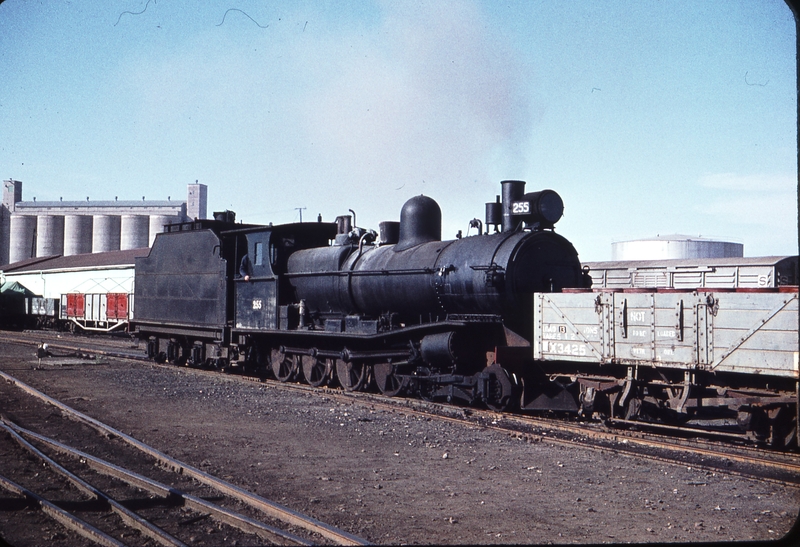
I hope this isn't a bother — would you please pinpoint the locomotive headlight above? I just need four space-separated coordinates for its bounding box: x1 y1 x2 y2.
510 189 564 228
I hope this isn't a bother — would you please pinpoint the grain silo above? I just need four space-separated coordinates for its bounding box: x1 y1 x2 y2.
120 214 149 250
8 214 36 263
63 215 93 256
148 214 178 246
36 215 65 257
92 215 121 252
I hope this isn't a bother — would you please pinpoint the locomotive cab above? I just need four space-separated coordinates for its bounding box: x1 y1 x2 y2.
231 222 338 331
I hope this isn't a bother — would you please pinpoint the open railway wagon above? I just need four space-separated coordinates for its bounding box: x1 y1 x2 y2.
518 286 799 448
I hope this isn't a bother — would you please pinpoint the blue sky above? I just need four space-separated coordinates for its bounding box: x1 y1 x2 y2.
0 0 796 261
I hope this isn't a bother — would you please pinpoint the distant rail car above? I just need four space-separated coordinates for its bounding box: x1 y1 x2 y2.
61 292 132 332
584 256 798 290
19 292 133 332
24 296 58 329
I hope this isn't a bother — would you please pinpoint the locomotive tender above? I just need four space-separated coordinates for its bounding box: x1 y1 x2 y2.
133 180 588 410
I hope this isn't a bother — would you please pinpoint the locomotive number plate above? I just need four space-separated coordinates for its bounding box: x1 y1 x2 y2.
252 298 263 310
511 201 530 214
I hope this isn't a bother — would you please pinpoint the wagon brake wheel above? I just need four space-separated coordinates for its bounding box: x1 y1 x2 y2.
373 362 408 397
336 359 368 392
302 355 333 387
271 349 299 382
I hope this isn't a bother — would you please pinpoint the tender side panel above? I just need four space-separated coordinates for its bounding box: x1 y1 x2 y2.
135 230 228 328
534 290 799 379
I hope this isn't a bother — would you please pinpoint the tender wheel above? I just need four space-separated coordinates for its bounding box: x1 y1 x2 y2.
374 362 407 397
336 359 367 391
302 355 333 387
167 340 187 366
271 349 299 382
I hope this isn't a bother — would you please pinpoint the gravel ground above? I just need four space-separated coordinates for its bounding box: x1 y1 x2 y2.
0 340 798 545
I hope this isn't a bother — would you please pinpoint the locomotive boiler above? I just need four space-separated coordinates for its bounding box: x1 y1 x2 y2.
133 180 588 410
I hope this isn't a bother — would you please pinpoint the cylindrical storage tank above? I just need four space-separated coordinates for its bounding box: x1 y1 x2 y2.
63 215 93 256
9 215 36 264
148 214 177 246
611 236 744 261
92 215 121 253
120 215 149 250
36 215 65 257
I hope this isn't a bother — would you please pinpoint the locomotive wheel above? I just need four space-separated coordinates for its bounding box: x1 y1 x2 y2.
302 355 333 387
415 367 438 402
374 362 407 397
336 359 367 392
271 349 299 382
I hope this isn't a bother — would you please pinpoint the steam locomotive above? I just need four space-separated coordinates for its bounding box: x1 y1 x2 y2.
132 180 589 410
131 180 798 447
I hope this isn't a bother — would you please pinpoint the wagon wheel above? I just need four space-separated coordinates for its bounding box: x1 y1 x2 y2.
336 359 368 391
271 349 299 382
302 355 333 387
373 362 407 397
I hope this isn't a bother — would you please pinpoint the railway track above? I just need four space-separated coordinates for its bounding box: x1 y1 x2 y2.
3 330 799 487
256 379 800 486
0 367 370 546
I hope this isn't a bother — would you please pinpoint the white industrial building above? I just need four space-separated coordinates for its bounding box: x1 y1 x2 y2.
0 249 145 301
611 234 744 261
0 180 207 266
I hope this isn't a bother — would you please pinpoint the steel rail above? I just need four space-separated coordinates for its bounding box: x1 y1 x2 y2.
5 332 797 484
0 473 126 547
2 419 311 546
0 370 371 546
0 420 187 547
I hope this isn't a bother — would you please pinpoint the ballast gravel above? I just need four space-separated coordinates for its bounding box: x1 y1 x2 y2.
0 340 798 545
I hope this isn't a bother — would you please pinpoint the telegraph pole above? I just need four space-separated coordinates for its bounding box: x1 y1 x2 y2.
295 207 306 223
